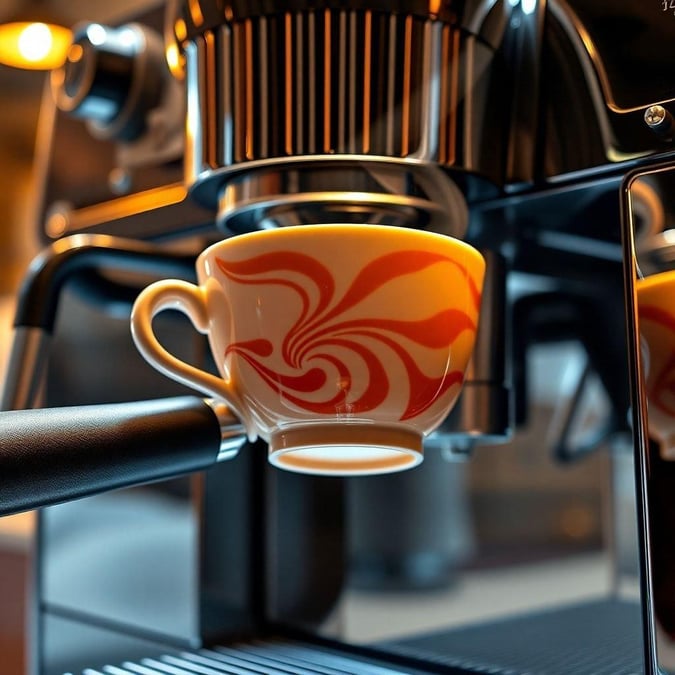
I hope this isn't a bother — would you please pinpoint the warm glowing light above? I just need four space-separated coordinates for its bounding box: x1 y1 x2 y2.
188 0 204 27
165 42 184 79
18 23 51 62
67 43 83 64
0 21 72 70
174 18 187 42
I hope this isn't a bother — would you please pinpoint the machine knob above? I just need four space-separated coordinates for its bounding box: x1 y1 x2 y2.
51 22 167 142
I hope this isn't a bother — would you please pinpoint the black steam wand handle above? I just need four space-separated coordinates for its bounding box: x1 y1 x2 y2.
14 233 197 331
4 233 198 412
0 396 242 516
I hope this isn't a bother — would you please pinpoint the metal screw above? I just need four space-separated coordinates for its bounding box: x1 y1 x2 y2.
644 105 674 140
645 105 667 127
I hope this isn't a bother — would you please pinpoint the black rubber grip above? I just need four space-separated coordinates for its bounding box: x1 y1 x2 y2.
0 396 223 516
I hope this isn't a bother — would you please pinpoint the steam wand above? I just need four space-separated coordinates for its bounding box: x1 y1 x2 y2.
2 233 198 410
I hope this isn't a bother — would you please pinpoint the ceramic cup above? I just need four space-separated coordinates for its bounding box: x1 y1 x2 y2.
131 224 485 475
637 270 675 459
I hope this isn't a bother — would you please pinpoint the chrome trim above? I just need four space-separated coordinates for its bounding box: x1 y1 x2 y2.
44 183 189 239
215 162 469 236
259 17 268 158
621 165 661 675
463 34 475 169
348 10 358 154
185 39 203 185
386 13 397 156
337 10 347 153
183 10 497 206
308 11 317 154
548 0 616 160
204 399 247 462
1 328 51 411
551 0 675 116
219 24 233 166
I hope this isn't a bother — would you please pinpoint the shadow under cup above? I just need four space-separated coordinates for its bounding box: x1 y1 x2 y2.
637 270 675 459
131 225 486 476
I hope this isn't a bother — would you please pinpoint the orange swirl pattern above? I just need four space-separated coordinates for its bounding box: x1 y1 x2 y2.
217 250 480 420
640 304 675 418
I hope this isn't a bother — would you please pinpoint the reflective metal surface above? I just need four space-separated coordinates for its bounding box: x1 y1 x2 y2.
627 163 675 674
179 0 515 209
216 164 469 236
1 328 50 411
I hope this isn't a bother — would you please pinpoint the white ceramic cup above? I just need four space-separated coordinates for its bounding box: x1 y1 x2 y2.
131 224 485 475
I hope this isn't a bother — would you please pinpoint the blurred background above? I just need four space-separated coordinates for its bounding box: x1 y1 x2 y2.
0 3 153 671
0 0 163 399
0 0 149 354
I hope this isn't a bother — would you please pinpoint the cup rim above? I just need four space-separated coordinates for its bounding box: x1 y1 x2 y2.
198 223 485 269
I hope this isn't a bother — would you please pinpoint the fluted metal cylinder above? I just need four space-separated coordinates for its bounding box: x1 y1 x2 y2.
169 0 511 233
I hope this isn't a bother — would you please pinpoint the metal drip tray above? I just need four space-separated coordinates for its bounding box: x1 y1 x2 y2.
66 600 645 674
381 598 645 675
74 640 429 675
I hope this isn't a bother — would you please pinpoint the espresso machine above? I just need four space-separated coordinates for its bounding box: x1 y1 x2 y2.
2 0 675 673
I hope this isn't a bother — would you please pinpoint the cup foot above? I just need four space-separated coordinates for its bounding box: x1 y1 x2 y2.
268 424 424 475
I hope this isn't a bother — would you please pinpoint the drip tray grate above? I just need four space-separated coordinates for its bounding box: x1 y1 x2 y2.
72 599 645 675
76 640 428 675
381 598 645 675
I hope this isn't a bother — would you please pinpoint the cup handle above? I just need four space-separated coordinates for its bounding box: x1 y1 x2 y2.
130 279 256 441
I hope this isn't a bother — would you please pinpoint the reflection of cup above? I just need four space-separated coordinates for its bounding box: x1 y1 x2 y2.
637 271 675 458
131 225 485 475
